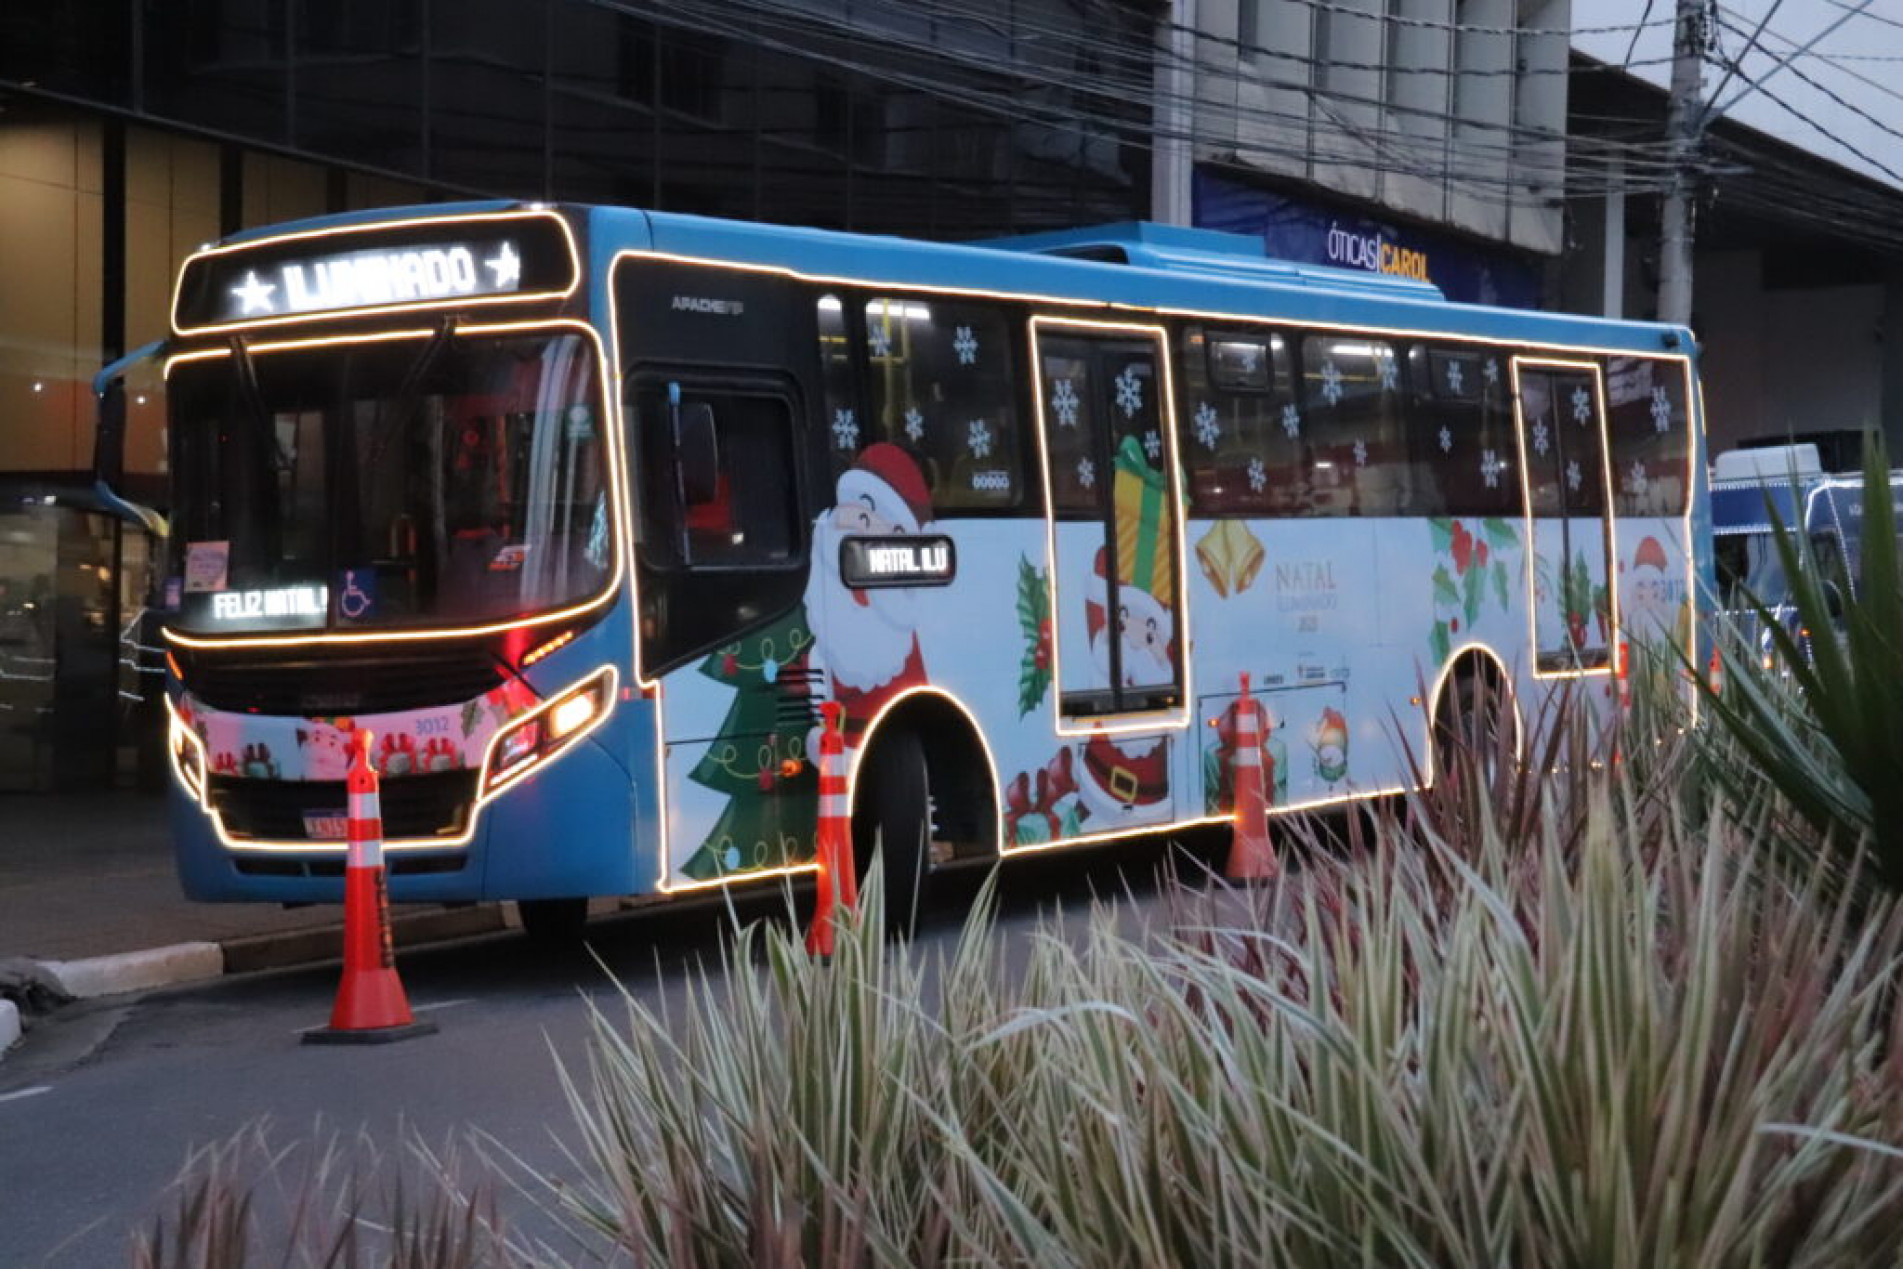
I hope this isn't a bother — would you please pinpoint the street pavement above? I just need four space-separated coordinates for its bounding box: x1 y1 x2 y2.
0 842 1200 1265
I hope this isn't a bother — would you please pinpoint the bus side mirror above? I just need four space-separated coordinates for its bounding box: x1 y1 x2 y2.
95 376 127 489
678 402 720 505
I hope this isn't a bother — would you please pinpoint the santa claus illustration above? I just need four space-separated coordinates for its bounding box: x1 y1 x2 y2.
1624 535 1676 641
805 443 936 748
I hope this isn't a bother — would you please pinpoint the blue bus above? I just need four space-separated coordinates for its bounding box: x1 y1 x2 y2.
94 203 1711 938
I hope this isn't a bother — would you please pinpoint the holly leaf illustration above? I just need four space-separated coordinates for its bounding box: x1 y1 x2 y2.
1429 518 1454 553
1483 517 1519 551
1432 564 1460 606
1491 559 1509 611
1429 619 1451 665
1462 563 1484 629
1018 664 1050 719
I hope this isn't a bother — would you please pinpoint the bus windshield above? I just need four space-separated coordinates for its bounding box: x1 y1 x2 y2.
166 330 613 634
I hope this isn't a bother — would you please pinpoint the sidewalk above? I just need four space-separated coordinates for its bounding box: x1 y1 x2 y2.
0 791 505 1054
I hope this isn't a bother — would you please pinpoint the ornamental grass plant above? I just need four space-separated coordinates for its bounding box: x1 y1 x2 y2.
541 698 1903 1266
140 687 1903 1265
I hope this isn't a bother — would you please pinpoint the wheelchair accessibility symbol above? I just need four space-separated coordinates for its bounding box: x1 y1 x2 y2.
337 569 377 621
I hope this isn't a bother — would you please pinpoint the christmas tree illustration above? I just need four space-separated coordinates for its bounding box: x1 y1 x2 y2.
679 608 820 882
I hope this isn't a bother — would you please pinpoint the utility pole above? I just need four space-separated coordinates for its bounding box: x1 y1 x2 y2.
1657 0 1711 328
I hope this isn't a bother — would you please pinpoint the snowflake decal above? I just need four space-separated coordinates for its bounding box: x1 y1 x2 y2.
1650 385 1672 433
903 407 925 444
1445 360 1465 394
1483 358 1500 387
1281 403 1302 439
1320 359 1345 407
1379 357 1399 393
868 323 892 359
1624 460 1650 497
1114 365 1144 417
1194 401 1220 450
1480 449 1508 489
1143 429 1162 461
1532 420 1550 456
967 419 992 459
1076 456 1096 490
1352 439 1368 468
1247 456 1267 493
1566 459 1583 493
1571 385 1592 424
953 325 978 365
1438 425 1453 454
1051 378 1081 428
831 407 859 451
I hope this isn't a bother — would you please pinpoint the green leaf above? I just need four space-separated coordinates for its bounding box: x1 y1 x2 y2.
1483 517 1519 550
1429 619 1451 665
1462 563 1484 629
1429 518 1454 552
1491 559 1509 611
1432 564 1460 606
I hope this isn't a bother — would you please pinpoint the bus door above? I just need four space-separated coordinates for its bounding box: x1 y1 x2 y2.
1033 322 1187 720
1512 360 1618 673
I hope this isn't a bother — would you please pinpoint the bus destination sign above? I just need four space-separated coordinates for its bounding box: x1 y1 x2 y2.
839 535 957 589
220 240 523 322
174 211 578 332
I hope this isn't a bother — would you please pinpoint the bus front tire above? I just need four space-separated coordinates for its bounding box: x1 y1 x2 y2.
851 729 932 937
518 896 589 948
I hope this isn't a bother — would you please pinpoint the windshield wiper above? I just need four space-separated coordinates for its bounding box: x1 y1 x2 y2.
229 334 290 471
366 318 457 470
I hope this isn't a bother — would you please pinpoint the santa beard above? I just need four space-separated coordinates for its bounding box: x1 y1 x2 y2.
1089 626 1175 690
806 516 924 692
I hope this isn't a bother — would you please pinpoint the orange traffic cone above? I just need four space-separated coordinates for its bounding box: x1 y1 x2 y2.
1224 672 1279 883
304 730 437 1045
806 702 856 956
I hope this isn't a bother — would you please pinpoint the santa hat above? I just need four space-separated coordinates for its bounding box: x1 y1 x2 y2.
1633 535 1668 573
838 442 933 532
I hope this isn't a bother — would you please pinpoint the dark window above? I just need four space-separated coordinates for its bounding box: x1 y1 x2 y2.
861 297 1022 511
1406 345 1521 517
631 381 806 672
1040 341 1099 514
1605 357 1691 517
1520 369 1605 517
1178 326 1303 516
1297 335 1410 516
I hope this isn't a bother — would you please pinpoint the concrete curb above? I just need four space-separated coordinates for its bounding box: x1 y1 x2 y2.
0 904 509 1066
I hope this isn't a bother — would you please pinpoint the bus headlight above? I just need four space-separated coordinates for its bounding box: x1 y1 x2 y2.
483 667 617 795
166 703 206 801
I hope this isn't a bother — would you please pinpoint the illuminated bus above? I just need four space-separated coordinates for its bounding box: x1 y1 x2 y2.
93 204 1710 939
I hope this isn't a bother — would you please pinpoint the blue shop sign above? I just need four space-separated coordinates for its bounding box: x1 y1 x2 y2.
1193 170 1542 310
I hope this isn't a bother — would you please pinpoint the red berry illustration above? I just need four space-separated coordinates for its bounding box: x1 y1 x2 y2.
1476 540 1489 568
1450 521 1474 574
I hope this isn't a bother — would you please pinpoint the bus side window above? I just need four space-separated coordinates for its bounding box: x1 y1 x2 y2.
1176 325 1301 517
1408 345 1518 518
1298 334 1408 517
632 383 805 673
1605 355 1690 517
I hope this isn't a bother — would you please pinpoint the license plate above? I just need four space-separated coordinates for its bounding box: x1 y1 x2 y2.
302 811 349 840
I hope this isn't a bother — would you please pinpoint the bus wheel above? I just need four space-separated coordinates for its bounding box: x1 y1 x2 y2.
851 728 932 936
518 897 589 948
1433 671 1514 792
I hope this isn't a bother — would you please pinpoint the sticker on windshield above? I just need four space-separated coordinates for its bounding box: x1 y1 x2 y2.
566 403 595 442
184 541 229 593
163 577 183 610
488 544 530 573
336 568 378 621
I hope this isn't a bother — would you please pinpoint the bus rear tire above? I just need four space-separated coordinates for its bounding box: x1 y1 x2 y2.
518 896 589 948
851 729 932 937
